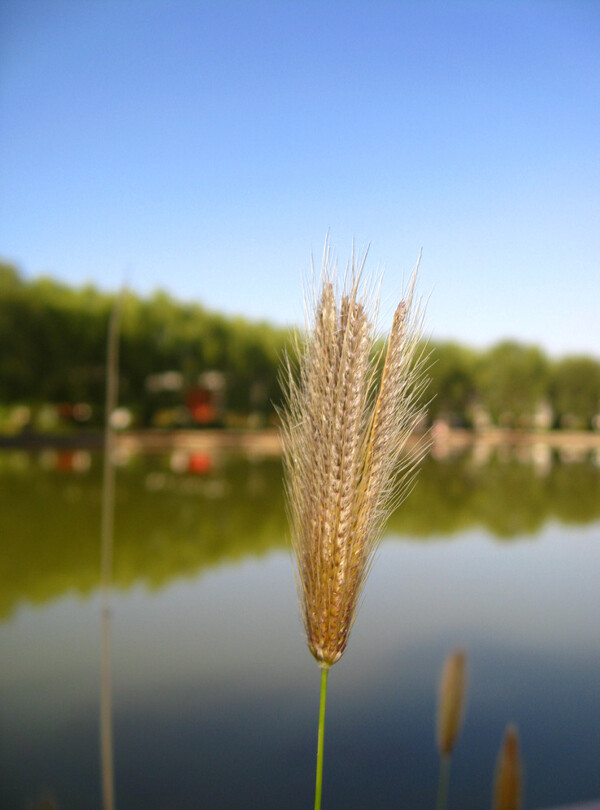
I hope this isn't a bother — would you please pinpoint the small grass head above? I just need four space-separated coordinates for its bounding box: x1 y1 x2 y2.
493 723 523 810
437 647 468 757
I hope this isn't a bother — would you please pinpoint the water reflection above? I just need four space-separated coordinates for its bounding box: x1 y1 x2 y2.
1 447 600 809
3 530 600 809
1 448 600 618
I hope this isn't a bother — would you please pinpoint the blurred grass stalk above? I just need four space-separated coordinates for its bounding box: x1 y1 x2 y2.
279 243 428 809
100 298 121 810
436 648 468 810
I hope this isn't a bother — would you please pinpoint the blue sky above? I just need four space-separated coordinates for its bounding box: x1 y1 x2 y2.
1 0 599 356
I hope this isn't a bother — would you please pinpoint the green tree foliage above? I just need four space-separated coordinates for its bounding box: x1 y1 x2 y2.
426 342 478 426
0 262 291 422
550 357 600 428
0 261 21 292
474 342 550 426
1 261 599 428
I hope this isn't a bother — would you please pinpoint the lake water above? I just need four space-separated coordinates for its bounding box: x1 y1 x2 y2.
1 446 599 809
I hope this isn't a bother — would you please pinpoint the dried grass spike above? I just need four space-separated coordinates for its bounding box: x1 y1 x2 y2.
437 648 468 757
279 246 428 668
493 724 523 810
279 243 429 810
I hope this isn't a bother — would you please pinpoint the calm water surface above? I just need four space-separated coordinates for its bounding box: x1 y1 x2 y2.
1 447 599 809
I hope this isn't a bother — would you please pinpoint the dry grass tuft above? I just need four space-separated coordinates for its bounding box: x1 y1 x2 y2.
279 244 429 667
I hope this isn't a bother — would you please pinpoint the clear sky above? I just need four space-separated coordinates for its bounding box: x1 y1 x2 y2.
1 0 599 356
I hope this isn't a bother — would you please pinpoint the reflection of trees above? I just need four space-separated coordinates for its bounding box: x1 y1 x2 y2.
548 461 600 524
393 458 551 538
389 455 600 538
1 452 600 617
0 455 287 618
113 458 288 587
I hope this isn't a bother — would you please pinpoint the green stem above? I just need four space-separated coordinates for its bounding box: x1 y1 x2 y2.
314 667 329 810
436 753 451 810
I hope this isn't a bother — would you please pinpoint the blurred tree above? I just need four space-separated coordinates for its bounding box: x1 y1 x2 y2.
549 356 600 429
0 261 22 291
426 342 478 426
475 342 550 427
1 261 599 430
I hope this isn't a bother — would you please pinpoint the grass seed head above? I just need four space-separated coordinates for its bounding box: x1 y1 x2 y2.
493 724 523 810
437 647 468 756
279 244 429 667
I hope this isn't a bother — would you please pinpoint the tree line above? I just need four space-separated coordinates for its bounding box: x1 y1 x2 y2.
1 260 599 430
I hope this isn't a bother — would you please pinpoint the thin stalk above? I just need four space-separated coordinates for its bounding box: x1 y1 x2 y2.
436 753 451 810
314 667 329 810
100 299 121 810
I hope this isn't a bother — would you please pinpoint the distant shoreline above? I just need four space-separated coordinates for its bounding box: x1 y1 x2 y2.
2 427 600 455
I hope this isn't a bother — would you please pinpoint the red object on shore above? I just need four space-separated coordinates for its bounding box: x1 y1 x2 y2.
188 453 211 474
56 451 75 471
186 387 217 424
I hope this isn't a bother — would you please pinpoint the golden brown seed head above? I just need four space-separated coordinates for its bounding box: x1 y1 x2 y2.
279 245 429 667
493 724 523 810
437 648 468 756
